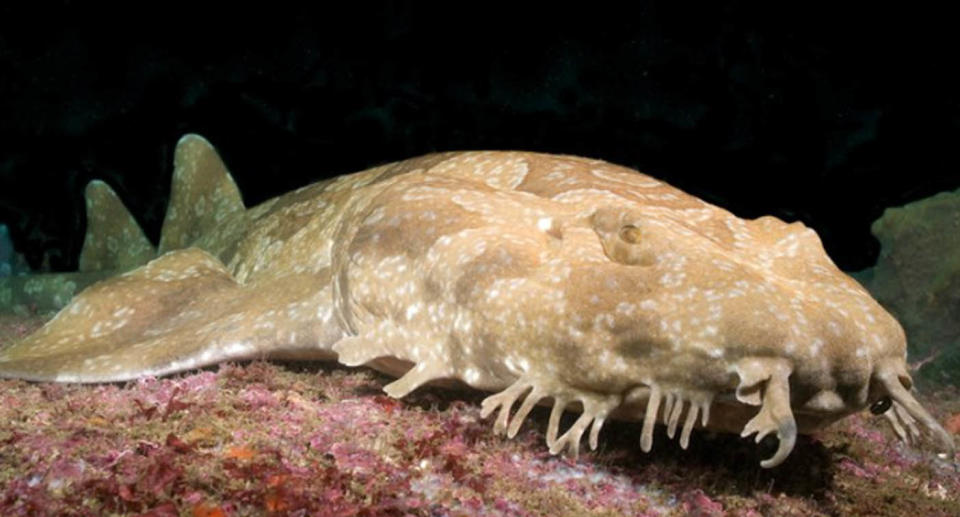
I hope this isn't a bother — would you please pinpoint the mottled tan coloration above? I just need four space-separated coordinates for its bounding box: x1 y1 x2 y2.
0 135 953 468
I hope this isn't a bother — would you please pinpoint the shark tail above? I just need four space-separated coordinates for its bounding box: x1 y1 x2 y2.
1 134 245 313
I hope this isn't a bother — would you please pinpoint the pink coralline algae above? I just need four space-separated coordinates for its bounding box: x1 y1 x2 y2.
0 337 957 516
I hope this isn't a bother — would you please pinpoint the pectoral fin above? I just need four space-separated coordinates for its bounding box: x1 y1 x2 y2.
0 248 339 382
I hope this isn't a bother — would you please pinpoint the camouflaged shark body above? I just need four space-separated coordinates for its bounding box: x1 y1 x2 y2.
0 135 953 467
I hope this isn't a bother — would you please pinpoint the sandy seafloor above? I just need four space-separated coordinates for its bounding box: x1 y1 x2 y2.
1 313 958 517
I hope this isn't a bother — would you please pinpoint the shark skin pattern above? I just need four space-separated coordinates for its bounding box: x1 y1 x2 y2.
0 135 954 468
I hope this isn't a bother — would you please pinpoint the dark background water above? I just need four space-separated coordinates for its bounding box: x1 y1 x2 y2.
1 2 958 274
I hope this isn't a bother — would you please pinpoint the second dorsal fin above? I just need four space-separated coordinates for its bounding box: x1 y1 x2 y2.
78 180 156 273
158 134 245 253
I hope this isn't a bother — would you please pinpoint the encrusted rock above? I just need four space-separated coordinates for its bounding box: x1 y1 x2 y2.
858 188 960 383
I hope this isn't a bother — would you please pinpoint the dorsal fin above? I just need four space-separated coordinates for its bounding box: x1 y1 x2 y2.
158 134 245 253
78 180 156 272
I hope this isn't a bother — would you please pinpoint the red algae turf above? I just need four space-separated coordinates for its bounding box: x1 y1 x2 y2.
1 313 958 516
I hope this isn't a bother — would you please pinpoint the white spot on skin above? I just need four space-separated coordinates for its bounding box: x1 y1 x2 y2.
810 338 824 355
537 217 553 232
593 313 615 330
464 367 481 384
405 303 422 320
223 342 254 357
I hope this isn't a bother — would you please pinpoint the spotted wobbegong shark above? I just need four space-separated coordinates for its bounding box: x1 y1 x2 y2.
0 135 954 468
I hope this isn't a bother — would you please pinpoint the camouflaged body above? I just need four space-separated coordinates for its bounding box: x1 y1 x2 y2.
0 135 953 467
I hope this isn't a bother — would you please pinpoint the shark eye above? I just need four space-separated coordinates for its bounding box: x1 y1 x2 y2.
619 225 641 244
869 396 892 415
